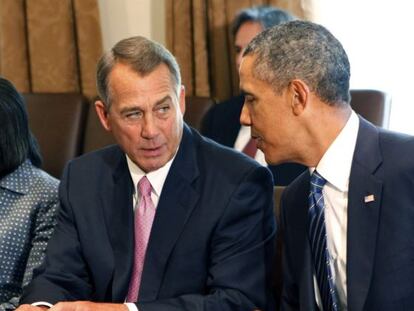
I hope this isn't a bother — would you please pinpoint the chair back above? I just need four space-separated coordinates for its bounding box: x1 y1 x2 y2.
184 96 216 130
24 93 88 178
82 103 116 154
350 89 391 128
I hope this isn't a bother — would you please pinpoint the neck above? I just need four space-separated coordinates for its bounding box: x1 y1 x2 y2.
300 103 352 167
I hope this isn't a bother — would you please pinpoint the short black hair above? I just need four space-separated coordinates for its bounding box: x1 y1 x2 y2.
232 5 295 37
244 21 351 105
0 77 42 177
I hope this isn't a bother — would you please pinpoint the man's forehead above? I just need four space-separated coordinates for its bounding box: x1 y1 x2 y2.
239 54 258 88
239 54 256 75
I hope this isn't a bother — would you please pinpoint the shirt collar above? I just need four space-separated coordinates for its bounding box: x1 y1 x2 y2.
126 152 177 200
311 110 359 192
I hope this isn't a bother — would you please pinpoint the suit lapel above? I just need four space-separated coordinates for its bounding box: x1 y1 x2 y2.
347 118 383 311
293 174 319 311
100 148 134 301
301 246 319 311
139 125 200 301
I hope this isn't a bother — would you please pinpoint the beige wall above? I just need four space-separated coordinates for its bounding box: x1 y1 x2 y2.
98 0 166 52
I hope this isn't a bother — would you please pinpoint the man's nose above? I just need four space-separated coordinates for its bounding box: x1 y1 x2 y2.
142 114 158 139
240 103 251 126
236 53 243 69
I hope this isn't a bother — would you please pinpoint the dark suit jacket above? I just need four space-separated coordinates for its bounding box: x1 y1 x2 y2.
21 125 276 311
201 95 306 186
280 117 414 311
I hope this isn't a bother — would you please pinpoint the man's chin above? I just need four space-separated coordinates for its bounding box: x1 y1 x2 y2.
139 156 171 173
264 154 285 166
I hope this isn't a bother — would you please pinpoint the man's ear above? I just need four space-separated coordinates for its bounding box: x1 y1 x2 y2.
289 79 310 116
178 85 186 115
95 100 111 132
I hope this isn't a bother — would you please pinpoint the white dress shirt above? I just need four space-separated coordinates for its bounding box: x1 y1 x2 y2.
310 110 359 311
234 125 267 166
126 154 175 210
125 154 176 311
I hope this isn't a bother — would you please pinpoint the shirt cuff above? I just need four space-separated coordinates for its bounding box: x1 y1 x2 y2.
125 302 139 311
32 301 54 308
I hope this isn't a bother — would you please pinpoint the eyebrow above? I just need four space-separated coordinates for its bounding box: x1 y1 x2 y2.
119 95 173 115
154 95 172 106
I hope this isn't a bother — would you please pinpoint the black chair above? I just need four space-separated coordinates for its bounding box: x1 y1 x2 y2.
82 103 116 154
24 93 88 178
350 89 391 128
184 96 216 131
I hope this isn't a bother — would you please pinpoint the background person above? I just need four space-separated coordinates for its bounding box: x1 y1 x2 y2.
201 5 306 186
0 77 59 311
18 36 275 311
239 20 414 311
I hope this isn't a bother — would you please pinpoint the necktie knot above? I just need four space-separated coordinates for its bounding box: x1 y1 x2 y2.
138 176 151 198
310 170 327 194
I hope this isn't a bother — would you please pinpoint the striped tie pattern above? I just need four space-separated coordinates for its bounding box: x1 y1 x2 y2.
308 171 338 311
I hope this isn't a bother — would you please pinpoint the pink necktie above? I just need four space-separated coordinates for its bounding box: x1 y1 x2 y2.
242 138 257 158
126 176 156 302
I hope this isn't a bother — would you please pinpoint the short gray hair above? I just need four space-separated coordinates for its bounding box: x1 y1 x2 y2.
96 36 181 109
244 21 351 105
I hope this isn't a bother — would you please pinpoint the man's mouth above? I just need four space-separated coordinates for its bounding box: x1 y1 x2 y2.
141 145 164 157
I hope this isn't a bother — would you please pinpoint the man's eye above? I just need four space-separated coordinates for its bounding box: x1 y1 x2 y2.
125 111 142 119
157 106 170 114
245 96 255 103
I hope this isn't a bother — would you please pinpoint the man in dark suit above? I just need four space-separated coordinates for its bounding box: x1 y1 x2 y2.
17 36 275 311
200 6 305 186
239 20 414 311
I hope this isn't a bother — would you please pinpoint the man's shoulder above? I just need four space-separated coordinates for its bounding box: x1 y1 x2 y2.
65 144 124 175
193 132 273 187
363 125 414 169
189 127 267 178
376 129 414 178
198 129 258 163
358 117 414 155
378 128 414 151
354 118 414 174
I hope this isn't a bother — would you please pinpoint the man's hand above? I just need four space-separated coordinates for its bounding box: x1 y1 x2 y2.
51 302 128 311
16 302 128 311
16 305 48 311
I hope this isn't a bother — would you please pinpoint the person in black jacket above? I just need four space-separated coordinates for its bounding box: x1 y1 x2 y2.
201 6 305 186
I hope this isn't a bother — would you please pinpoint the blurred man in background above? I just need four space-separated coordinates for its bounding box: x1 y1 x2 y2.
201 6 306 186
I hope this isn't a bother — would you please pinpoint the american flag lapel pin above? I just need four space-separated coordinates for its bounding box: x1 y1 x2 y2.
364 194 375 203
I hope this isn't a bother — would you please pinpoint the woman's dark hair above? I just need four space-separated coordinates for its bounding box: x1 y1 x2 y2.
0 77 42 177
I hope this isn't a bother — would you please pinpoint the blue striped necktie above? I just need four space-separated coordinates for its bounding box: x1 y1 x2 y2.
308 171 338 311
